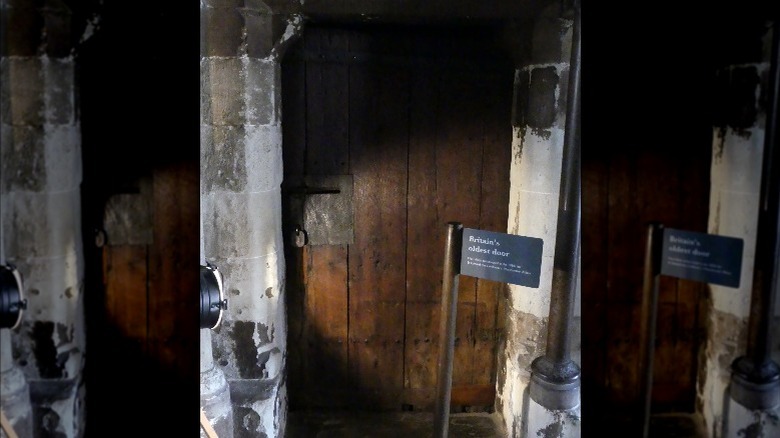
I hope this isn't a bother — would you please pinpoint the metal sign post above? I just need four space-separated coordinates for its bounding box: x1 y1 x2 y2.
433 222 463 438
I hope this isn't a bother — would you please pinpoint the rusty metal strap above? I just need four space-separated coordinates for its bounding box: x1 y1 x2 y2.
200 409 218 438
0 410 19 438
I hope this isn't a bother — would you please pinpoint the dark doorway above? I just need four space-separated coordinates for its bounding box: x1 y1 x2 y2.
281 24 514 413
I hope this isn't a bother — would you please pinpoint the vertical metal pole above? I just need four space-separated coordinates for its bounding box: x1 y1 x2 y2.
434 222 463 438
638 222 663 438
529 0 582 411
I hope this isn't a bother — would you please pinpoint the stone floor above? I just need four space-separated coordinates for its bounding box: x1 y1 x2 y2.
287 411 708 437
648 413 708 438
286 411 504 438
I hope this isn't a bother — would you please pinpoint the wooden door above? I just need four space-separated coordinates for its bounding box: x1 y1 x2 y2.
282 25 513 411
582 98 712 422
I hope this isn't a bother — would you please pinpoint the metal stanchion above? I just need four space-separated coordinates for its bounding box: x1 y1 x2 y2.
638 222 664 438
433 222 463 438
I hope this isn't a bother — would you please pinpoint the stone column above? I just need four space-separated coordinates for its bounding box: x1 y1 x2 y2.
1 329 33 438
0 1 85 436
201 1 301 436
496 7 581 437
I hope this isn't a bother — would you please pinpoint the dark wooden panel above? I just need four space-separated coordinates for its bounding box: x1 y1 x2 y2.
588 140 711 415
285 26 511 411
402 384 495 410
435 66 482 388
148 161 199 379
304 244 350 387
348 45 409 399
282 45 307 179
305 28 350 176
404 58 443 394
474 67 512 388
103 245 148 346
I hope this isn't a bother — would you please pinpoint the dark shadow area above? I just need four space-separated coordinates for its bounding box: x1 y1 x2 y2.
583 2 777 435
77 1 200 436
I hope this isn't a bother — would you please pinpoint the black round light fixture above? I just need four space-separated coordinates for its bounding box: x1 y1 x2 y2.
0 264 26 330
200 263 227 330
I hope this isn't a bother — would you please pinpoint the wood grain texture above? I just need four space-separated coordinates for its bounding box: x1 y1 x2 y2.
348 51 408 398
103 245 148 347
584 139 710 414
148 160 199 381
284 26 512 411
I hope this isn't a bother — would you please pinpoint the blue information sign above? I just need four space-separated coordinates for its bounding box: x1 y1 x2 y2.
460 228 543 288
660 228 743 288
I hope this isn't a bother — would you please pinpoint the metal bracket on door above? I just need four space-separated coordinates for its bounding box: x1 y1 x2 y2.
283 175 354 246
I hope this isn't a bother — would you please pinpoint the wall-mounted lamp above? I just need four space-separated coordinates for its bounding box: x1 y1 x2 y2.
200 263 227 330
0 264 27 330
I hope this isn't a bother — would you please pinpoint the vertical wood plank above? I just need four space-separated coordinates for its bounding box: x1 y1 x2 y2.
404 54 443 401
582 141 609 409
303 245 350 406
348 36 408 408
298 27 352 408
606 149 642 405
148 160 199 382
436 65 482 388
305 28 350 176
103 245 148 346
474 65 513 389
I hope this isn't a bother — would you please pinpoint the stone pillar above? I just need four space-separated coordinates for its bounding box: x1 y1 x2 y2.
496 7 581 437
698 20 779 438
0 1 85 436
201 328 234 438
1 329 33 438
201 1 301 436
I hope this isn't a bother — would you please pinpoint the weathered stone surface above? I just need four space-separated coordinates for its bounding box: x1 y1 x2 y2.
103 192 153 246
201 57 246 127
2 5 44 56
43 59 75 124
245 58 278 125
1 58 44 126
712 65 761 133
1 190 82 259
202 189 283 260
43 125 81 191
527 66 559 131
201 124 249 192
202 7 244 57
1 125 46 192
42 6 72 58
208 254 283 322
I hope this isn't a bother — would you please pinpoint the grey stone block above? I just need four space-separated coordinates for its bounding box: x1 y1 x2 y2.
43 125 81 191
206 253 283 320
202 189 283 260
2 189 82 259
201 58 246 127
201 124 249 192
1 124 45 192
244 124 283 191
244 11 275 59
527 66 559 130
201 0 245 8
1 58 44 126
245 58 278 125
202 7 244 57
5 253 83 325
3 5 44 56
103 192 153 246
42 6 72 58
43 59 74 124
532 16 569 65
